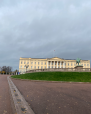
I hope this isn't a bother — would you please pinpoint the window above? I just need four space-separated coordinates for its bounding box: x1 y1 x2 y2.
71 63 73 66
55 63 56 65
68 63 69 66
27 62 29 64
21 66 22 68
65 63 66 65
34 66 36 69
35 62 36 64
31 66 32 69
45 66 46 69
61 63 62 65
58 63 59 65
38 66 39 69
48 66 50 68
24 66 25 68
87 64 89 66
24 62 26 64
21 61 22 64
48 62 50 65
41 62 43 65
31 62 33 64
52 66 53 68
74 64 76 66
45 62 46 65
82 64 83 66
41 66 43 69
84 64 86 66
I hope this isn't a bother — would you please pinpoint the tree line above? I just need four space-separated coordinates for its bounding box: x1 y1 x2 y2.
0 66 12 74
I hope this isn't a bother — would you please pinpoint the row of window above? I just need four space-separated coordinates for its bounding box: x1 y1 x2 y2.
68 63 89 66
21 66 63 69
20 64 89 69
21 61 46 65
21 62 65 65
20 66 46 69
31 66 64 69
31 62 46 65
68 63 76 66
31 66 46 69
82 64 89 66
21 62 29 64
48 63 63 65
21 61 89 66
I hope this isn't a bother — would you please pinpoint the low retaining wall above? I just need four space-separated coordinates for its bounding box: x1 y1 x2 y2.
26 68 91 73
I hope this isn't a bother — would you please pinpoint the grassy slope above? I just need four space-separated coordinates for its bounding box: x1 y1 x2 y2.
11 72 91 82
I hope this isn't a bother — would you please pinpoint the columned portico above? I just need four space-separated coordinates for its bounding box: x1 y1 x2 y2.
47 61 62 68
47 61 66 69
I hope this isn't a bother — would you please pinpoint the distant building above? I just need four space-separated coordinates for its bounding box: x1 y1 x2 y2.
19 57 90 74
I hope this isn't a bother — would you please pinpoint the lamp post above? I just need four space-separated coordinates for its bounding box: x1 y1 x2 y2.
25 65 29 72
0 67 1 74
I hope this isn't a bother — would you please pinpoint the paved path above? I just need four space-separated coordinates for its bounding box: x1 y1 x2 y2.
0 75 13 114
11 79 91 114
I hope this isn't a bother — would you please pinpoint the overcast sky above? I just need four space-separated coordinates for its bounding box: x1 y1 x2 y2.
0 0 91 70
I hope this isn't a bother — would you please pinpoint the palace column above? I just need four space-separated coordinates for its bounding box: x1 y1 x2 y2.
50 61 52 68
57 61 58 68
54 61 55 68
47 61 48 68
64 62 65 68
60 61 61 68
51 61 52 68
63 62 65 68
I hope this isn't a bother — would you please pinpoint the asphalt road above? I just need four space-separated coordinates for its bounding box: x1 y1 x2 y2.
11 79 91 114
0 75 13 114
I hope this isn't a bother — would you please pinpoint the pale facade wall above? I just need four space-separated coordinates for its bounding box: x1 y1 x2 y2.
19 57 90 73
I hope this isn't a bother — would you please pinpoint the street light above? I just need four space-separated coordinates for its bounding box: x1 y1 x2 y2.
25 65 29 72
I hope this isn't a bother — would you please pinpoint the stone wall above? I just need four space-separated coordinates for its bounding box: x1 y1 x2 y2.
26 68 91 73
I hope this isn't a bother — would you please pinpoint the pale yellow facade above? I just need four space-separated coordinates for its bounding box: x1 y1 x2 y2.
19 57 90 73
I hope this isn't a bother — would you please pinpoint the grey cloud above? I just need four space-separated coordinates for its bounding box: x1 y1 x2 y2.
0 0 91 70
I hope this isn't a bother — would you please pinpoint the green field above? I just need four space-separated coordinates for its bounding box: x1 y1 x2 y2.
11 72 91 82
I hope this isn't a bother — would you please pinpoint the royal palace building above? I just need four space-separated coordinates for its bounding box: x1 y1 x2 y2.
19 57 90 74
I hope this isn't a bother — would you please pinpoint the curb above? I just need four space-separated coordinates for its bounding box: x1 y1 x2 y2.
7 76 35 114
10 77 91 84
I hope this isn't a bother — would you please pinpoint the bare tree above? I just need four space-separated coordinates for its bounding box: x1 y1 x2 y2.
1 66 12 74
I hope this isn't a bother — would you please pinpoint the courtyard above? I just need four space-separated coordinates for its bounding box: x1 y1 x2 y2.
11 77 91 114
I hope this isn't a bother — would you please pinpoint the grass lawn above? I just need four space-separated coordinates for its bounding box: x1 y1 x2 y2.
11 72 91 82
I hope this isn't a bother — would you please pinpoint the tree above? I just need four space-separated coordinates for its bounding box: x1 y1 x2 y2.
1 66 12 74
